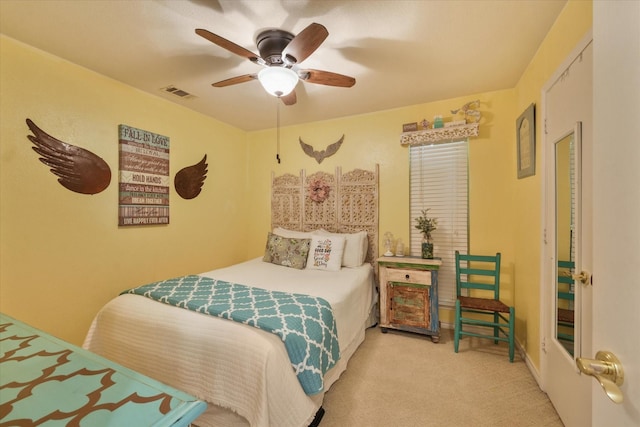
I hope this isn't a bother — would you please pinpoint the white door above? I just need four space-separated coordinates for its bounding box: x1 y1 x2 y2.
543 4 640 426
542 34 593 427
591 2 640 425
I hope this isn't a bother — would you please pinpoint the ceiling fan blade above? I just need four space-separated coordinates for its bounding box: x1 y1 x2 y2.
301 69 356 88
280 90 297 106
212 74 257 87
282 23 328 65
196 28 261 63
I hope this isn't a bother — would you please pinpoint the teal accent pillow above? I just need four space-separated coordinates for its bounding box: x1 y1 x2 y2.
263 232 312 269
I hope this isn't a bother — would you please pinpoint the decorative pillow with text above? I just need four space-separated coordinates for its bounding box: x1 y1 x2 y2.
306 235 346 271
314 229 368 267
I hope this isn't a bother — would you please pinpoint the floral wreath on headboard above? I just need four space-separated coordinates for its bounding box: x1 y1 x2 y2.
308 177 331 203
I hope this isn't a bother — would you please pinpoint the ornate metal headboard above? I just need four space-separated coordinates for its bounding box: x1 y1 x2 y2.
271 165 379 266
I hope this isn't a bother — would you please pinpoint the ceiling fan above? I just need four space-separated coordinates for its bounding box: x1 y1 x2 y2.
195 23 356 105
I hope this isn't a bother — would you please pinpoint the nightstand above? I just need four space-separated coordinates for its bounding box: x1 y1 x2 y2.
377 256 442 342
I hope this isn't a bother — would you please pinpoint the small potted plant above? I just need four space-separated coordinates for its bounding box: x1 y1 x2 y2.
415 209 438 259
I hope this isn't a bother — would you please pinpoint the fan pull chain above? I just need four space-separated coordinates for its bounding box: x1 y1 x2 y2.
276 99 281 164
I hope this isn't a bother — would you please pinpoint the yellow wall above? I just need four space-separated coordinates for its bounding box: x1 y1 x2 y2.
0 1 591 372
246 88 521 256
245 1 592 370
511 0 591 366
244 87 517 330
0 36 249 345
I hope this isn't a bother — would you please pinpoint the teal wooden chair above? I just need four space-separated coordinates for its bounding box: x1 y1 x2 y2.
454 251 516 362
557 260 575 346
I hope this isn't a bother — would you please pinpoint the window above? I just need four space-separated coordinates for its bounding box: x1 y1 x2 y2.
409 140 469 307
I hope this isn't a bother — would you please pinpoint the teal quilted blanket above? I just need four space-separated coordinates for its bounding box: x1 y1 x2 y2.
122 275 340 395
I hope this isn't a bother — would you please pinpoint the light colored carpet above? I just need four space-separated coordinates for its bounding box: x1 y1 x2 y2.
320 327 564 427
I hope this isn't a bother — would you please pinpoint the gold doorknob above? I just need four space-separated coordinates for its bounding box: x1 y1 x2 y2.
576 350 624 403
571 270 591 285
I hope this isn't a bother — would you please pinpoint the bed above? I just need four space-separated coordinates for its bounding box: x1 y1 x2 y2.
83 166 379 427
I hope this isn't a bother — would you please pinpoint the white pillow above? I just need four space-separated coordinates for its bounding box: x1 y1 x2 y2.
306 235 346 271
273 227 314 239
314 229 368 267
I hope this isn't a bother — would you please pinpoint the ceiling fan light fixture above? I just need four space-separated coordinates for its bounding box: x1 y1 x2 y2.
258 67 298 97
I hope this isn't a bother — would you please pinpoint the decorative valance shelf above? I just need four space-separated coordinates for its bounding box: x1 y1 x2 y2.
400 123 479 146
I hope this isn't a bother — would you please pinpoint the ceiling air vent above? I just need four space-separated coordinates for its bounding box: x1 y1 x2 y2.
161 86 196 100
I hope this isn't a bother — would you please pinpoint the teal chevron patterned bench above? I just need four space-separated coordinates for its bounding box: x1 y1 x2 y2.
0 312 206 426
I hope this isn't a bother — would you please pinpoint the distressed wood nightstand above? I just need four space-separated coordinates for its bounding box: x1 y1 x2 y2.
377 256 442 342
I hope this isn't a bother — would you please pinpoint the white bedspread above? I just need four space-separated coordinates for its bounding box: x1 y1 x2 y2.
83 258 375 427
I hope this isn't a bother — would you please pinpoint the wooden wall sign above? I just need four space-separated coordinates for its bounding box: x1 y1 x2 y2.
118 125 170 226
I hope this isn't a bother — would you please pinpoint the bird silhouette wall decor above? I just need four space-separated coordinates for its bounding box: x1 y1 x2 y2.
25 118 111 195
175 155 208 199
299 134 344 164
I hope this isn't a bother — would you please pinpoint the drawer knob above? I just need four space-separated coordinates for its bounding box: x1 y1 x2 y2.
405 274 410 280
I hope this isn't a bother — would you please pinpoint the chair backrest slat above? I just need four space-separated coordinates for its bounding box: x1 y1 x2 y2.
557 276 574 285
558 291 575 301
557 260 575 302
455 251 501 300
461 282 496 291
459 254 497 263
458 267 497 277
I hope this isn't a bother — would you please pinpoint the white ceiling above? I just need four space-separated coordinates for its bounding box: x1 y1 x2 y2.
0 0 566 131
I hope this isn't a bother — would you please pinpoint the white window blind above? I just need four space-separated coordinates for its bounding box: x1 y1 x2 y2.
409 140 469 307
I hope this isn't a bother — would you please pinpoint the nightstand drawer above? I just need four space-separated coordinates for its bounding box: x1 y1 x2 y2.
386 268 431 285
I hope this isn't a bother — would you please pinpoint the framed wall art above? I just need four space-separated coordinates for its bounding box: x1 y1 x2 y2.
516 103 536 179
118 124 170 226
402 122 418 132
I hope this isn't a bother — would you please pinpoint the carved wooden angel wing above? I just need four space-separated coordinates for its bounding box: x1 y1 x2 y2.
323 135 344 159
299 138 316 158
174 155 208 199
299 134 344 164
26 118 111 194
